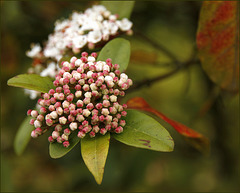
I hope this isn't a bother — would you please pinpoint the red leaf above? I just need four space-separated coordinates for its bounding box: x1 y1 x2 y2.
196 1 239 92
127 97 210 154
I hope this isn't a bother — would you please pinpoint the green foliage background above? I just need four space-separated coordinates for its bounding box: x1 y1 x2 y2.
1 1 239 192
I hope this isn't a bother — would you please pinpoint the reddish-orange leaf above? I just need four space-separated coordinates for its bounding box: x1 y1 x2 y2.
127 97 210 154
196 1 239 92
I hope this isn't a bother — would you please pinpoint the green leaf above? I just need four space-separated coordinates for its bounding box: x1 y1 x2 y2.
14 116 34 155
97 38 131 72
49 130 80 159
81 133 110 185
101 1 135 19
113 110 174 152
7 74 54 93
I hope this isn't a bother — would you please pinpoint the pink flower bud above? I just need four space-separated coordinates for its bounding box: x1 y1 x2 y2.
64 128 71 135
53 80 59 87
103 95 109 100
56 107 63 115
87 103 94 110
70 56 77 63
37 114 44 122
46 119 53 126
61 134 69 141
91 52 97 58
115 70 120 76
83 97 91 105
35 127 42 135
116 114 122 119
121 111 127 117
55 124 62 132
70 78 76 84
62 78 69 85
31 130 38 138
67 94 74 102
111 121 118 128
81 52 88 57
63 140 70 147
59 116 67 124
113 117 119 122
99 115 105 122
109 107 117 114
48 89 55 95
103 100 110 107
57 136 62 143
89 131 95 138
76 100 83 107
114 64 120 70
119 91 125 96
50 97 57 104
52 131 59 139
76 108 83 114
56 87 62 93
100 128 107 135
48 136 54 143
68 114 75 122
75 90 82 98
115 126 123 133
77 131 85 138
62 100 70 108
34 120 42 128
58 93 65 100
70 110 77 116
49 105 55 111
91 109 98 116
83 84 90 91
70 122 78 131
38 99 45 106
105 124 111 131
96 103 102 109
30 119 35 125
31 110 38 118
43 93 50 100
106 58 112 63
92 91 99 97
44 99 51 106
110 95 117 102
102 108 109 116
27 109 32 116
83 109 91 117
92 125 100 133
64 89 71 95
122 104 127 109
69 104 76 111
75 84 81 90
119 120 126 127
105 115 112 123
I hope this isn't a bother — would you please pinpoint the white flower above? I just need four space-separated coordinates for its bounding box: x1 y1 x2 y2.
26 44 41 58
72 35 88 49
103 64 110 72
116 18 133 31
87 30 102 43
105 75 113 82
40 62 57 78
24 89 39 100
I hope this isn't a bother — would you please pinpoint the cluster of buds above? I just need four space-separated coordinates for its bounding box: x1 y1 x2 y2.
27 52 133 147
25 5 133 99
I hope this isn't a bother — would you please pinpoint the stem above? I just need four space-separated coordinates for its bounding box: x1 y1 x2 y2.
133 28 180 65
127 57 199 93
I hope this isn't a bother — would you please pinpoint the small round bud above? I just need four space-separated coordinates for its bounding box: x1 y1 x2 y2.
78 131 86 138
63 141 70 147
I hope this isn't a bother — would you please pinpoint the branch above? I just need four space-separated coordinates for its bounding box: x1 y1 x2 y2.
127 57 200 93
133 28 181 65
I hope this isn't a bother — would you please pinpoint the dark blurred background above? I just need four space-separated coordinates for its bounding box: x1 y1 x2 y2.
1 1 239 192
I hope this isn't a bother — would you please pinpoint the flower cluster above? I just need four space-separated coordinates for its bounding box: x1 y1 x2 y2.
27 52 133 147
25 5 133 99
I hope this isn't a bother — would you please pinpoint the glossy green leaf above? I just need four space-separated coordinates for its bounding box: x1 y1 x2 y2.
14 116 34 155
113 110 174 152
7 74 54 93
81 133 110 185
49 130 80 159
97 38 131 72
101 1 135 19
